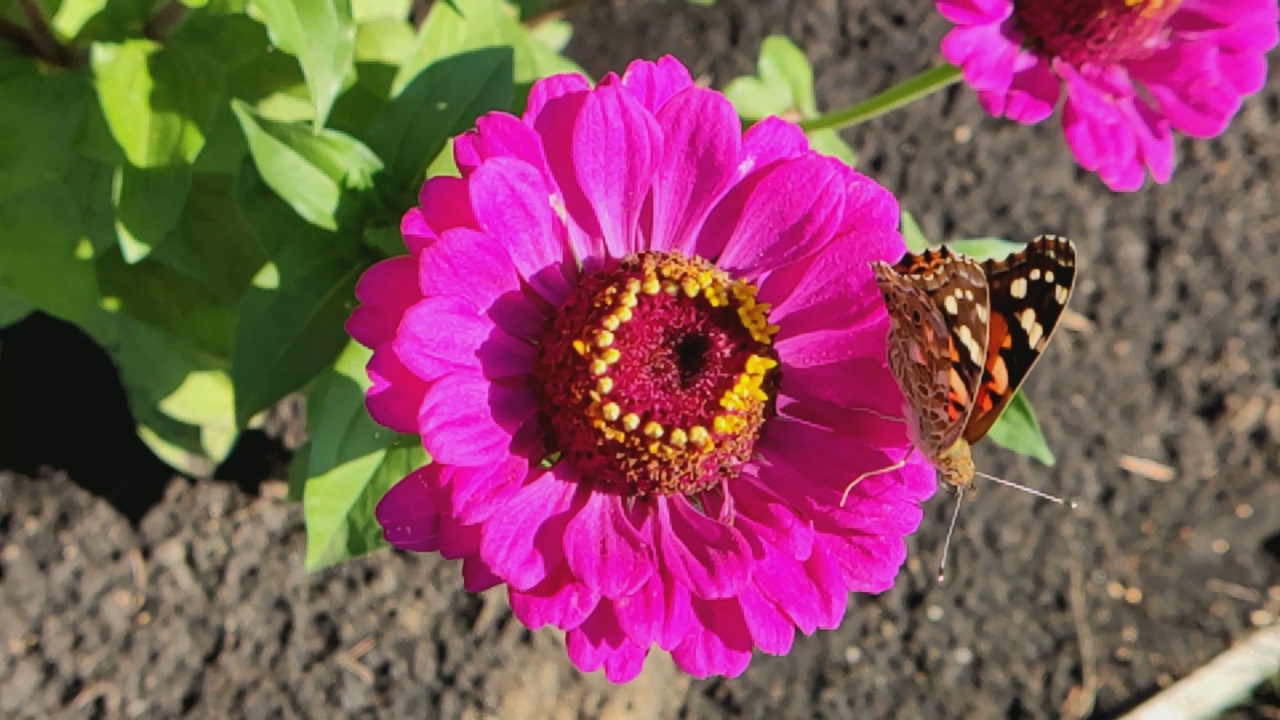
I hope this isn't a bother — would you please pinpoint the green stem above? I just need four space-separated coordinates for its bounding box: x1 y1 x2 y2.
800 64 963 133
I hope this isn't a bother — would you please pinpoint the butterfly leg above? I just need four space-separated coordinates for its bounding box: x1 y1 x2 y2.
839 448 915 508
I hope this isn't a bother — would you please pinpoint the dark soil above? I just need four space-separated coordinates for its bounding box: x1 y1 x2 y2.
4 1 1280 717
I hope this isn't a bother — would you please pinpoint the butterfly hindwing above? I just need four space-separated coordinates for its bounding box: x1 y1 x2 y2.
961 235 1077 444
874 247 990 458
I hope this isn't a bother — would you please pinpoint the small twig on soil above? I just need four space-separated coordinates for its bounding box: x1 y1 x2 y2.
336 636 376 685
1119 623 1280 720
1059 308 1095 335
71 681 121 713
128 547 148 612
1117 454 1176 483
1207 578 1263 604
1062 553 1099 719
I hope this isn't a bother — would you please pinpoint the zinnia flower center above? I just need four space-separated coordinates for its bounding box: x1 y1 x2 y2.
1013 0 1182 65
534 251 781 497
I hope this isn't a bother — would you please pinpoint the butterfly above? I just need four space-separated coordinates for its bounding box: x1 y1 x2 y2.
871 235 1077 493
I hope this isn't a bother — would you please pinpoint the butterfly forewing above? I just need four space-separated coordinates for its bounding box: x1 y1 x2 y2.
961 235 1077 444
874 247 990 458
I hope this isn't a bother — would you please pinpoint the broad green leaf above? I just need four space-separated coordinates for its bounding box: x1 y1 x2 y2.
394 0 580 96
528 18 572 53
725 35 816 120
901 210 929 253
63 157 118 254
90 39 224 167
232 100 383 231
112 165 193 262
231 238 369 425
0 71 90 200
945 237 1025 261
157 173 267 292
0 185 101 324
807 129 857 168
0 290 32 328
368 47 512 187
51 0 109 39
363 225 405 257
302 341 427 570
287 440 310 501
234 159 337 258
353 0 411 22
354 18 416 65
96 247 240 360
986 391 1056 466
250 0 356 129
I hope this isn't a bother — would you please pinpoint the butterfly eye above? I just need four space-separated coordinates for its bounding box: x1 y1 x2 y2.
912 310 921 323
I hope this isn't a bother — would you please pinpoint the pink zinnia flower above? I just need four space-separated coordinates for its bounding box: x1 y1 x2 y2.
937 0 1278 191
346 56 935 682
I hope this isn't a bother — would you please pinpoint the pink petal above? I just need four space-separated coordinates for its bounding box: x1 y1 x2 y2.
730 477 814 561
530 87 607 272
376 467 443 553
803 537 854 629
364 345 427 434
737 117 810 180
417 175 477 236
462 556 502 592
565 601 650 683
419 228 546 341
446 456 529 524
417 372 537 465
469 111 550 171
469 157 575 305
523 72 592 126
762 227 902 331
393 296 535 383
935 0 1012 25
670 598 754 678
1059 64 1145 191
829 533 909 593
650 86 741 254
941 24 1019 95
348 255 419 347
612 571 664 648
563 491 655 598
738 585 795 655
656 496 751 600
985 52 1059 124
400 207 435 255
509 565 601 631
614 55 695 114
704 154 845 277
659 571 694 651
830 161 901 235
573 84 664 258
1129 41 1239 138
479 471 577 590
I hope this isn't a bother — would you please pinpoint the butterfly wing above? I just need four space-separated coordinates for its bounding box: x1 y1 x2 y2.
961 235 1077 444
874 247 991 459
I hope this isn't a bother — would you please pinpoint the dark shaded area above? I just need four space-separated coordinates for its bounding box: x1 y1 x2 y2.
2 0 1280 718
0 312 172 522
0 312 292 522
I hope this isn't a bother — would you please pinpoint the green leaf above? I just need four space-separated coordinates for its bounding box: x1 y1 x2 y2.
90 39 224 168
394 0 580 97
807 128 857 167
158 173 268 292
354 17 417 65
232 100 383 231
353 0 411 21
901 210 929 253
985 391 1056 466
724 35 816 120
368 47 512 187
232 239 368 426
112 165 193 262
96 247 241 361
302 341 428 570
0 71 90 201
945 237 1025 261
0 290 32 329
234 158 336 258
250 0 356 129
0 185 102 324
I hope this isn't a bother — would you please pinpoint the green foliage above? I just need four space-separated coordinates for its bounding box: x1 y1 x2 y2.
897 211 1058 467
726 35 856 166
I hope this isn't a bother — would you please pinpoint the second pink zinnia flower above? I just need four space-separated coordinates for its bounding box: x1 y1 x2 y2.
347 56 935 681
937 0 1278 191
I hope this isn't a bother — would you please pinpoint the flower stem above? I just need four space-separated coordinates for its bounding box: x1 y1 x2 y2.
800 64 963 133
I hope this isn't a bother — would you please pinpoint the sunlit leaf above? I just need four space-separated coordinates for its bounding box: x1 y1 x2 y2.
250 0 356 129
986 391 1056 466
90 39 223 167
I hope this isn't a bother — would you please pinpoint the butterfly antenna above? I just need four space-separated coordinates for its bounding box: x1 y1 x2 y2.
972 470 1079 508
936 489 965 583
